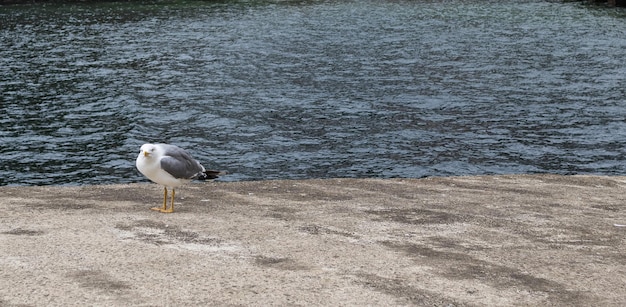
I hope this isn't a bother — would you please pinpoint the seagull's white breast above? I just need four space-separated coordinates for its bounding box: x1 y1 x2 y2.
136 152 184 188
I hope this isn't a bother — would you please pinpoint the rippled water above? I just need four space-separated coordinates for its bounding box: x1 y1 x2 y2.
1 0 626 185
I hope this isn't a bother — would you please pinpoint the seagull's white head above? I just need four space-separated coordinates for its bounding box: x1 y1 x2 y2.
139 143 157 158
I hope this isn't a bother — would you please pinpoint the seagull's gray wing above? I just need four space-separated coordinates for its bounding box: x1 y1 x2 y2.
159 145 205 179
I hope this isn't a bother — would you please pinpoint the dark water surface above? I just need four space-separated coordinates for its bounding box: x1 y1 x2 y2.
1 0 626 185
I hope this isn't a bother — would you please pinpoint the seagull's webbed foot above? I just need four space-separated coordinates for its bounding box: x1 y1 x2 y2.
151 207 174 213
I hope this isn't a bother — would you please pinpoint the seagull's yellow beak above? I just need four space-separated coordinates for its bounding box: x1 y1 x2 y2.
143 151 149 157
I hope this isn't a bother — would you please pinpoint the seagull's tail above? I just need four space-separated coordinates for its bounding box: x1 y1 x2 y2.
198 170 226 180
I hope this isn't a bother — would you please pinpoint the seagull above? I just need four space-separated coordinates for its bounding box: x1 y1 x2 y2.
136 143 224 213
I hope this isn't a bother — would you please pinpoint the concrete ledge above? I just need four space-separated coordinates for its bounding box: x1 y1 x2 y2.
1 175 625 306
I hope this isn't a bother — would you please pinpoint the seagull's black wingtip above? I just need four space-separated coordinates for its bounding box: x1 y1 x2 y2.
198 170 226 180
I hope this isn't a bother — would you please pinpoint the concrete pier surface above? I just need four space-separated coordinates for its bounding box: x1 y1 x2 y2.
1 174 625 306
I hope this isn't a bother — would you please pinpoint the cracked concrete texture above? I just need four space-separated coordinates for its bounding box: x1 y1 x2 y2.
1 174 625 306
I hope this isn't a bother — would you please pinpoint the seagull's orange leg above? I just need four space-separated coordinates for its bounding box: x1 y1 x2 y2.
151 187 171 213
168 189 175 213
160 189 175 213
